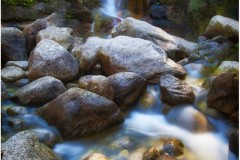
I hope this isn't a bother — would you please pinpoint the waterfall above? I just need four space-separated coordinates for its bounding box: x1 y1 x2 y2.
103 0 117 17
91 21 95 32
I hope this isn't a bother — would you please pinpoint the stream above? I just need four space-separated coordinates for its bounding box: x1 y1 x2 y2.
1 0 238 160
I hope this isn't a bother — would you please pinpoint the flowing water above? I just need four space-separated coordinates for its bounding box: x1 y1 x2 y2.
1 1 238 160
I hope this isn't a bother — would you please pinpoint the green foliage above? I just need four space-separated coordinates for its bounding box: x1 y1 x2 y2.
2 0 36 6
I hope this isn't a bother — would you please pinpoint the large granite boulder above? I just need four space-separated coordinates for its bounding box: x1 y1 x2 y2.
159 74 195 105
207 72 239 116
78 75 114 100
203 15 239 41
93 36 185 84
1 27 27 63
112 17 197 61
23 13 66 53
36 26 74 50
1 131 58 160
36 88 124 139
108 72 147 110
12 76 66 105
1 66 26 83
28 39 79 82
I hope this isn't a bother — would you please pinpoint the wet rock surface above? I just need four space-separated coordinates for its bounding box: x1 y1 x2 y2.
28 39 79 82
159 74 195 105
12 76 66 105
1 131 58 160
36 88 124 139
1 66 26 83
1 27 27 63
78 75 114 100
5 61 29 71
143 147 160 160
161 138 184 156
108 72 147 110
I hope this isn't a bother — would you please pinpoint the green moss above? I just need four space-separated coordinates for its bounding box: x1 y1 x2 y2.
2 0 36 7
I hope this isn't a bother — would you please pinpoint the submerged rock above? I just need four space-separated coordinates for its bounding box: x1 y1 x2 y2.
5 61 28 71
1 66 26 83
1 131 58 160
161 138 184 156
110 136 134 150
108 72 147 110
207 72 239 115
159 74 195 105
112 17 197 61
12 76 66 105
203 15 239 41
36 88 124 139
78 75 114 100
6 106 28 116
28 39 79 82
1 27 27 63
83 153 108 160
37 27 74 50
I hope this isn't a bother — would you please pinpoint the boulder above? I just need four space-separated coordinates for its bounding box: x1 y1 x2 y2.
6 106 28 116
28 39 79 82
1 131 58 160
36 88 124 139
1 66 26 83
5 61 28 71
207 72 239 115
36 27 74 50
1 27 27 63
229 130 239 156
203 15 239 41
7 118 25 131
12 76 66 105
66 7 93 23
1 81 8 101
143 147 160 160
78 75 114 100
108 72 147 110
23 13 66 53
216 61 239 74
95 36 186 84
110 136 134 150
159 74 195 105
14 78 31 87
112 17 197 61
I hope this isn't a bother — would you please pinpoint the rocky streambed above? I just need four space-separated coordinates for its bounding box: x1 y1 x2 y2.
1 1 239 160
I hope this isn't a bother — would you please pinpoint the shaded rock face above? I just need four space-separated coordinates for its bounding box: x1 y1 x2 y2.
23 13 66 53
1 66 26 83
1 81 8 101
12 76 66 105
1 131 58 160
6 106 28 116
128 0 150 15
203 15 239 41
5 61 28 71
207 72 239 116
112 17 197 61
108 72 147 110
78 75 114 100
229 130 239 156
1 27 27 63
28 39 79 82
159 74 195 105
143 147 160 160
67 7 93 23
37 26 74 50
36 88 124 139
95 36 185 84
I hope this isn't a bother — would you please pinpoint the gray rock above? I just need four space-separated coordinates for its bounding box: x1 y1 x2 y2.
12 76 66 105
14 78 31 87
1 80 8 101
7 118 25 131
108 72 147 110
216 61 239 74
37 27 74 50
112 17 197 61
36 88 124 139
78 75 114 100
229 130 239 156
1 27 27 62
5 61 28 71
23 13 66 53
95 36 186 84
6 106 28 116
159 74 195 105
207 72 239 115
28 39 79 82
203 15 239 40
110 136 134 150
1 66 26 83
1 131 58 160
